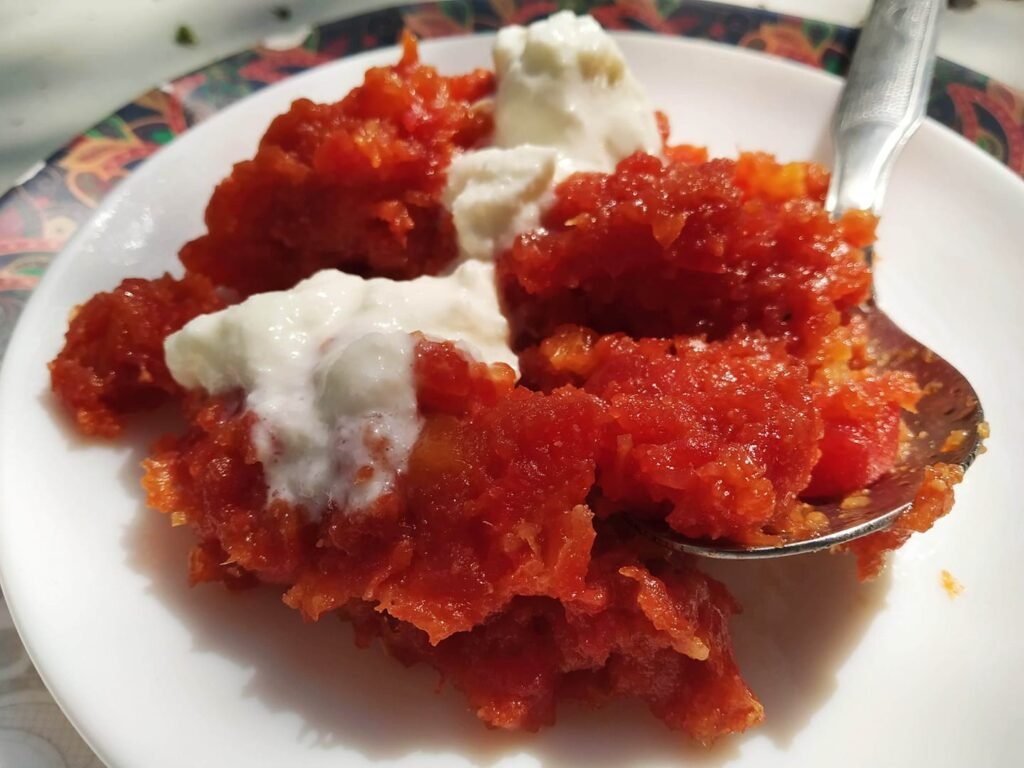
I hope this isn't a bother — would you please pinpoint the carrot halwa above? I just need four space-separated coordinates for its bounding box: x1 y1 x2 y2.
49 33 962 745
50 272 224 437
180 33 493 296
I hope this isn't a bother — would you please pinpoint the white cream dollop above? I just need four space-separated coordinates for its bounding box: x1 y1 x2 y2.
165 261 516 516
444 11 662 263
443 146 558 263
493 10 662 174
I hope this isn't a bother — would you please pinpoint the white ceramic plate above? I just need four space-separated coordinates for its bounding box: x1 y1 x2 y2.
1 33 1022 768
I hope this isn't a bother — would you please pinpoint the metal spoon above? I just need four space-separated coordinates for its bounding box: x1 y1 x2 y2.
645 0 985 559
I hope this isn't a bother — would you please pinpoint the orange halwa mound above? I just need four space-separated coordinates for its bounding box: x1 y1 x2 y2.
526 326 823 544
286 341 606 644
146 341 605 642
506 151 916 538
141 339 761 742
180 33 493 295
346 551 762 742
500 152 873 361
49 273 224 436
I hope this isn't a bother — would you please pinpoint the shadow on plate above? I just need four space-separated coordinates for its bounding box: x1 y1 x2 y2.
115 415 890 766
702 555 891 749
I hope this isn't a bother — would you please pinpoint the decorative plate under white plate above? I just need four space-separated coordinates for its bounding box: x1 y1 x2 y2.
1 33 1021 768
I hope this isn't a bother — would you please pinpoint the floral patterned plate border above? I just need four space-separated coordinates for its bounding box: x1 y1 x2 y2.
0 1 1021 764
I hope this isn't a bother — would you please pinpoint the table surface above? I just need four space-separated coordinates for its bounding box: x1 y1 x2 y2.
0 1 1021 766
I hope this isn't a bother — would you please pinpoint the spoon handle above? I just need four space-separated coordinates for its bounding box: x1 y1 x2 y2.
826 0 942 217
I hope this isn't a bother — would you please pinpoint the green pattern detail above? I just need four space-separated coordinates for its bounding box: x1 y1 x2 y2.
802 20 832 48
438 0 474 26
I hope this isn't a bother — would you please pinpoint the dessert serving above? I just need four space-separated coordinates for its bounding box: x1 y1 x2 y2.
47 12 968 745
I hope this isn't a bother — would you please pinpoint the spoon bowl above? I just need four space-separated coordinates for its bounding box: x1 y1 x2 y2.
645 300 986 559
